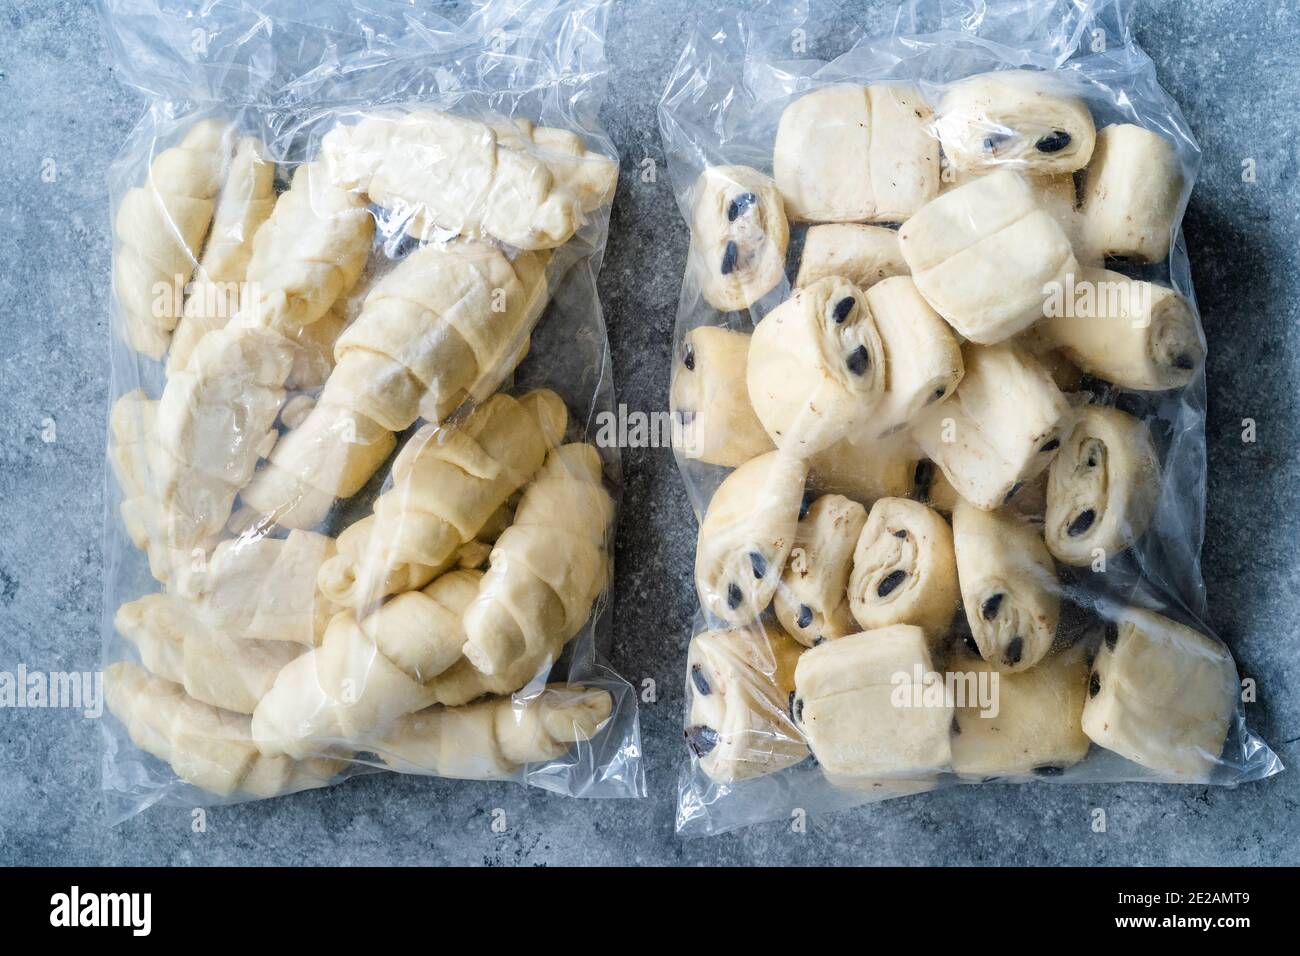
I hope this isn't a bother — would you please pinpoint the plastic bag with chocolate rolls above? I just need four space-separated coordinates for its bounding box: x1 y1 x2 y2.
659 0 1280 836
98 0 643 821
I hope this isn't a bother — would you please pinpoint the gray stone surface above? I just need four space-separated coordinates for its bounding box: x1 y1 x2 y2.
1 0 1297 865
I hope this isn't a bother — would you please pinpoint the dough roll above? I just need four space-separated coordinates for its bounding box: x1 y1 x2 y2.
775 83 940 223
911 343 1074 511
794 223 909 290
685 627 807 783
865 275 964 438
461 444 614 677
167 135 277 376
316 390 567 609
670 326 773 468
694 450 808 626
1082 608 1237 781
748 276 887 455
375 684 613 779
321 109 617 250
935 70 1096 175
1079 123 1183 265
898 170 1079 343
953 500 1060 673
1045 405 1160 565
114 119 230 358
948 640 1090 778
106 662 344 798
115 593 303 715
689 165 789 311
849 496 959 641
792 627 953 783
1042 267 1203 390
774 494 867 647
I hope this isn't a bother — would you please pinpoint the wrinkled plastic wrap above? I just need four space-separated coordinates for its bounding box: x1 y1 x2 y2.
99 0 643 821
660 0 1280 836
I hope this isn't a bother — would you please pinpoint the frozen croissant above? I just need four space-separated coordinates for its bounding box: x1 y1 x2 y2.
794 223 909 290
106 662 343 798
953 500 1059 672
690 165 789 311
774 495 866 647
775 84 940 223
898 171 1079 344
912 343 1074 511
808 432 918 505
949 639 1090 778
321 109 616 250
792 627 953 783
375 684 613 778
694 451 808 626
108 390 170 575
242 242 550 529
317 391 566 608
170 529 339 645
1082 608 1238 781
167 135 277 376
848 497 959 641
747 276 886 455
670 326 773 468
1042 267 1203 390
1079 124 1183 264
1045 405 1160 565
461 443 614 677
936 70 1096 174
685 627 807 782
866 276 964 438
113 119 230 358
115 593 303 715
252 569 480 757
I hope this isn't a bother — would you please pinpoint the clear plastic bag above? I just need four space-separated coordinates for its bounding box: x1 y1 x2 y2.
660 0 1280 836
99 0 643 822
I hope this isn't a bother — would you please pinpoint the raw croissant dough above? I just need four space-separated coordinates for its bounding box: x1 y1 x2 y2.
848 497 959 641
170 529 339 645
935 70 1096 175
670 326 773 468
695 451 808 626
167 135 277 376
748 276 886 455
242 241 549 529
1079 124 1183 264
1042 267 1203 390
375 684 612 779
794 223 909 291
321 110 617 249
774 84 939 223
953 500 1060 672
685 627 807 782
1045 405 1160 565
948 640 1090 778
252 569 480 756
106 662 343 798
1082 608 1237 780
461 443 614 677
792 627 952 782
774 494 866 647
898 170 1079 344
114 119 230 358
690 165 789 311
115 593 303 715
316 390 567 609
912 343 1074 511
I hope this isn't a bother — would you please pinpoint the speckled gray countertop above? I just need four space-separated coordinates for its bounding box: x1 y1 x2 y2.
1 0 1297 865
